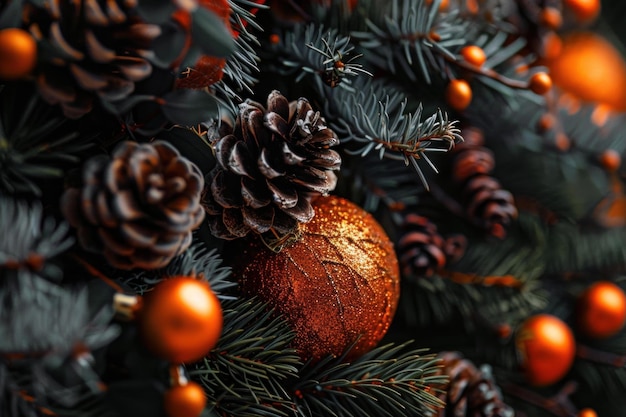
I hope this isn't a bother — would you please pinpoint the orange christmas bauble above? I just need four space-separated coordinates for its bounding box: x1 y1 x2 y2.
544 32 626 111
563 0 600 23
0 28 37 80
446 79 472 111
599 149 621 173
236 195 400 362
516 314 575 386
578 281 626 339
577 408 598 417
140 277 223 363
164 381 207 417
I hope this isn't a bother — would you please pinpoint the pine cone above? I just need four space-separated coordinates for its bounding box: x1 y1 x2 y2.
61 141 205 270
203 90 341 239
398 214 447 277
432 352 514 417
23 1 178 118
464 176 518 239
452 128 518 238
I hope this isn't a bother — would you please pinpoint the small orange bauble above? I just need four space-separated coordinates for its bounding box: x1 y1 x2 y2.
164 382 207 417
516 314 575 386
446 79 472 111
0 28 37 80
540 7 563 30
460 45 486 67
578 408 598 417
599 149 621 172
529 72 553 95
564 0 600 22
140 277 223 363
545 32 626 111
578 281 626 339
236 195 400 362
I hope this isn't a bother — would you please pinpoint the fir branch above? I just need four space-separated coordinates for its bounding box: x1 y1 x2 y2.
118 243 235 297
292 342 445 417
351 0 469 83
327 77 461 190
0 197 73 281
189 298 301 417
0 85 93 196
275 24 370 91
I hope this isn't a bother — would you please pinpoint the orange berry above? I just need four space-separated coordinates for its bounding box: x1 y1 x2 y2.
0 28 37 80
542 32 563 60
164 382 207 417
460 45 486 67
425 0 449 11
564 0 600 22
446 79 472 111
269 33 280 44
529 72 552 95
599 149 621 172
540 7 563 30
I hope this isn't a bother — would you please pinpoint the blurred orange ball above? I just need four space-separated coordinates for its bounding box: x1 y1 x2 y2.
460 45 486 67
446 79 472 111
564 0 600 22
164 382 206 417
540 7 562 30
529 72 552 95
545 32 626 111
516 314 575 386
140 277 223 363
599 149 621 172
578 281 626 339
578 408 598 417
0 28 37 80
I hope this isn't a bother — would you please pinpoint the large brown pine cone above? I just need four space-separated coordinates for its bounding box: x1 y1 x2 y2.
61 141 205 270
433 352 514 417
203 90 341 240
23 0 176 118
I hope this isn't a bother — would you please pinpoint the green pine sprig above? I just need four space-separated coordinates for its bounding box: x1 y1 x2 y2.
292 341 445 417
189 298 301 417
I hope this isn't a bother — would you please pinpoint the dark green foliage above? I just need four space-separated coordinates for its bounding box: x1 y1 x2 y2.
293 342 445 417
190 298 301 417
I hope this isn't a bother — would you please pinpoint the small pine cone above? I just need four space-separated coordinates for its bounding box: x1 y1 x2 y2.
61 141 205 270
23 1 173 118
464 176 518 239
204 90 341 239
432 352 514 417
398 214 447 277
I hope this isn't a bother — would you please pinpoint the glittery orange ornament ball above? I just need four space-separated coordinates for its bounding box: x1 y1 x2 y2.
516 314 575 386
236 195 400 362
578 281 626 339
140 277 223 364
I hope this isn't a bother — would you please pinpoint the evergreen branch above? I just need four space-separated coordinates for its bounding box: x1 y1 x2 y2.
351 0 469 83
292 342 445 417
189 298 301 417
212 0 266 111
0 84 94 197
275 24 370 91
118 243 235 297
0 197 73 281
331 77 461 190
0 273 119 357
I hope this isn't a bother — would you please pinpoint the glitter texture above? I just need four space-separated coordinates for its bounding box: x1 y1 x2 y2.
237 195 400 362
